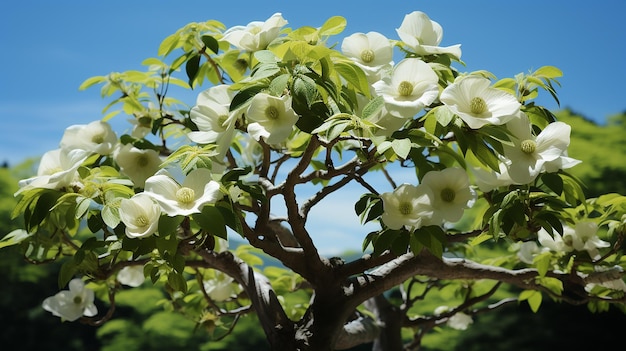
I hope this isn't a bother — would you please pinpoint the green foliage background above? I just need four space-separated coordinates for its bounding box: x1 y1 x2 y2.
1 110 625 350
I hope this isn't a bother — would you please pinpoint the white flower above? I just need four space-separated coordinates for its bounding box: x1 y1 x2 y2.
440 76 521 129
538 227 570 253
516 241 542 264
538 222 609 260
238 133 263 166
119 193 161 238
372 58 439 118
503 113 578 184
223 13 287 51
420 167 473 224
563 222 610 260
114 144 161 188
447 312 473 330
471 161 518 192
42 278 97 322
396 11 461 59
16 148 90 194
188 85 241 158
366 106 410 136
341 31 393 82
380 183 434 230
60 120 117 155
434 306 473 330
203 271 240 302
128 118 151 139
246 93 299 144
117 265 145 287
144 168 222 217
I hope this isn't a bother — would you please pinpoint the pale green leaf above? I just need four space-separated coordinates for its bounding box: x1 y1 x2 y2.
519 290 542 312
391 138 412 159
319 16 347 36
79 76 106 91
0 229 32 249
334 60 370 97
533 66 563 79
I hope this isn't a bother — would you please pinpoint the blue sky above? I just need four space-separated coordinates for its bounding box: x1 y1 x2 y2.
1 1 625 254
2 1 624 166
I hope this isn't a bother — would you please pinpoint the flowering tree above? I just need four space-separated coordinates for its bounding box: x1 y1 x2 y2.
4 10 626 351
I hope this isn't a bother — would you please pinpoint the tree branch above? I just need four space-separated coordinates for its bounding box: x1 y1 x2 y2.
192 248 295 346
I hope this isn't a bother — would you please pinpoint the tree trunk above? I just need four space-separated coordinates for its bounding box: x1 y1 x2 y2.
365 295 404 351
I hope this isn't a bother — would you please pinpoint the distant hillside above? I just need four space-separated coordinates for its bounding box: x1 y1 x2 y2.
555 109 626 197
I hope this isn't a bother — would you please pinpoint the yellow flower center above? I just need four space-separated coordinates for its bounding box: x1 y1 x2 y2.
218 115 229 127
73 296 83 304
176 187 196 204
361 49 375 63
265 105 280 120
92 133 105 144
136 154 149 167
135 214 149 227
563 235 573 247
397 81 414 97
470 97 487 115
80 183 99 198
399 201 413 215
520 140 537 154
440 187 456 202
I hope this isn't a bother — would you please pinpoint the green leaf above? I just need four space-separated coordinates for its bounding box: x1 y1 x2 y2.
78 75 106 91
27 190 61 231
235 245 265 267
292 75 318 105
361 96 384 120
186 54 201 87
536 276 563 295
251 62 280 80
415 226 445 258
390 231 410 255
533 66 563 79
469 232 492 246
158 215 184 236
391 138 412 159
158 33 180 57
167 271 188 293
532 251 553 277
471 141 501 172
319 16 347 36
192 206 227 240
230 85 266 112
334 60 370 97
75 197 91 219
156 233 178 257
432 105 455 127
201 35 219 54
372 229 399 256
254 50 279 63
58 260 78 289
268 74 290 96
519 290 542 312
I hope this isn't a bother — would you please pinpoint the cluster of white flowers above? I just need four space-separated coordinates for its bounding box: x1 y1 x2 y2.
339 11 580 188
16 120 119 194
380 167 473 231
517 221 611 263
